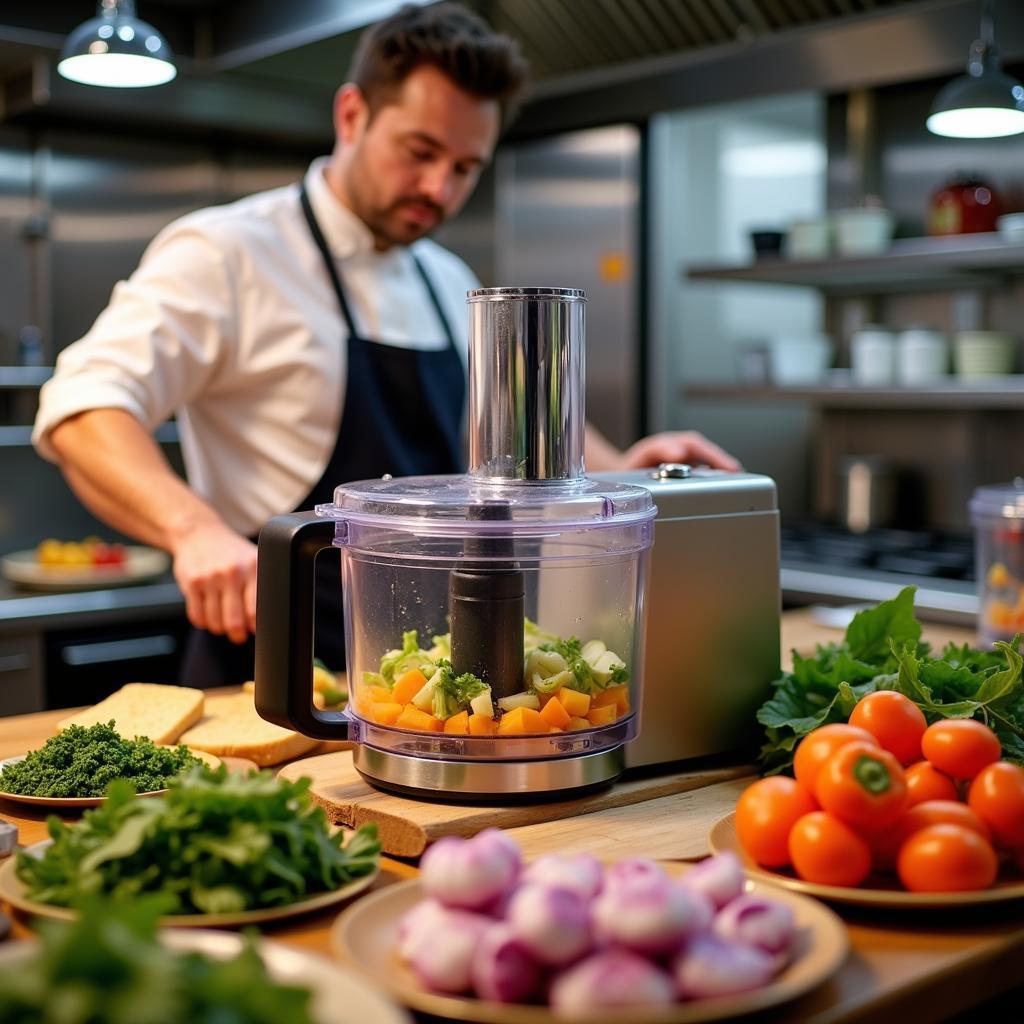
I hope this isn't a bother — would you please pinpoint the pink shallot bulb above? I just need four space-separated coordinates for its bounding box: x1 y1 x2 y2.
402 906 491 994
420 831 520 910
591 858 705 955
673 933 777 999
681 851 746 910
550 950 675 1018
712 894 795 972
523 853 604 900
506 883 593 966
471 923 543 1003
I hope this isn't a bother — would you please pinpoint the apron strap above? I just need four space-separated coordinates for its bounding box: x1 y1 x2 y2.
299 182 457 351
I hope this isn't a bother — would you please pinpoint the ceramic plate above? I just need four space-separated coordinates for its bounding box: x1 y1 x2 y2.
329 870 849 1024
0 748 222 809
0 840 380 928
710 812 1024 908
0 928 411 1024
1 546 170 590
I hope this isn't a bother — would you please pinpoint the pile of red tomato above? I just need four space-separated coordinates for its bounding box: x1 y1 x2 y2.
736 690 1024 892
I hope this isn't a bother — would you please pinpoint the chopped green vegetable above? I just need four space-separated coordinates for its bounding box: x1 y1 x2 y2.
379 629 436 684
16 766 381 914
758 586 1024 773
0 722 201 798
0 896 316 1024
428 658 487 720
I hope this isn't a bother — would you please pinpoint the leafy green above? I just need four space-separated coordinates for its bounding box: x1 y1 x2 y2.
758 586 1024 773
379 628 437 684
428 659 487 720
538 636 597 693
0 896 315 1023
16 766 381 914
0 722 202 798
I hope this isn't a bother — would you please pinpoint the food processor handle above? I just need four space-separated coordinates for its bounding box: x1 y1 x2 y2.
253 511 351 741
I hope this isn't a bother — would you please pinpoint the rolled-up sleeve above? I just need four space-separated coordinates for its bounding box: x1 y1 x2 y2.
33 220 236 462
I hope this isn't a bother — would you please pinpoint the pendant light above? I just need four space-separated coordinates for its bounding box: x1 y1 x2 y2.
927 0 1024 138
58 0 176 88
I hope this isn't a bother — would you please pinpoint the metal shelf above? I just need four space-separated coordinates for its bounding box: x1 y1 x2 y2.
684 233 1024 294
682 378 1024 409
0 367 54 390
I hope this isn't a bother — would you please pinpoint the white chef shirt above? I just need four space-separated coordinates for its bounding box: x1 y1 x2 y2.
33 158 480 537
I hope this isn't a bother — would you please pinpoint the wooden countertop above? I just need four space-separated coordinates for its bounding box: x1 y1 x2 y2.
0 609 1020 1023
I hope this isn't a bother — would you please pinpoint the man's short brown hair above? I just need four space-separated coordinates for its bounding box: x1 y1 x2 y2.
348 3 528 124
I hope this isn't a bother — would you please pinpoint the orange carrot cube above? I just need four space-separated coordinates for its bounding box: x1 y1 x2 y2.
396 704 443 732
586 704 616 727
539 695 572 730
569 716 591 731
367 702 403 726
443 710 470 734
593 684 630 717
469 713 498 736
392 668 428 705
556 687 591 717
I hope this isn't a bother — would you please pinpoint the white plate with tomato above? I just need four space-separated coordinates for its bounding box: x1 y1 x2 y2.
713 693 1024 908
2 543 169 590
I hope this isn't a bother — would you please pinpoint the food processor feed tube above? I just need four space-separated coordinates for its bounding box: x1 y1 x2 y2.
451 288 586 699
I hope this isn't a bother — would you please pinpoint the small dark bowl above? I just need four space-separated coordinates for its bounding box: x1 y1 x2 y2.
750 230 785 257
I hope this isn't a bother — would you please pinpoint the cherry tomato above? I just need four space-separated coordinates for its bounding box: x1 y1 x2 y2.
904 760 959 806
897 823 998 892
814 741 908 830
735 776 817 869
968 761 1024 849
921 719 1001 780
794 723 877 791
848 690 927 766
788 811 872 887
869 799 993 872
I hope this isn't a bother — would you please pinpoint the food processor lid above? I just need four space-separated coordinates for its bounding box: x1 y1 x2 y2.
321 473 656 532
970 479 1024 520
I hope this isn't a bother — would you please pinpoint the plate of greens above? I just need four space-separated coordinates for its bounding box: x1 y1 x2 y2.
0 896 411 1024
0 767 382 927
0 722 221 809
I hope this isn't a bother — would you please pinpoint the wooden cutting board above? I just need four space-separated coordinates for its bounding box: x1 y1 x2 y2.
277 750 755 857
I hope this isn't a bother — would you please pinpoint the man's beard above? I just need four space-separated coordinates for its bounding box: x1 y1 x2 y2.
346 172 445 248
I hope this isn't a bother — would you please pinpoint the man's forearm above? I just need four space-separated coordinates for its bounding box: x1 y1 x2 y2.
47 408 222 551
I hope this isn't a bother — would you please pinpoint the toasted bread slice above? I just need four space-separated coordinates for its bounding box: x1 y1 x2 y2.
179 691 318 766
57 683 204 744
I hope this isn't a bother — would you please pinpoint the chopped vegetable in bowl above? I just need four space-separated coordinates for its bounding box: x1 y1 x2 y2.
355 620 632 735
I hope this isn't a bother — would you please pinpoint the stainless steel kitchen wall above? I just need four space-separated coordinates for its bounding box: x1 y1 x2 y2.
0 129 35 367
494 126 642 450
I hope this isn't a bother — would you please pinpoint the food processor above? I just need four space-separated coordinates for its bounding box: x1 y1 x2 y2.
255 287 655 798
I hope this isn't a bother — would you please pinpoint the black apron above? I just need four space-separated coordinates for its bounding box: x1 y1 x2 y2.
181 183 465 686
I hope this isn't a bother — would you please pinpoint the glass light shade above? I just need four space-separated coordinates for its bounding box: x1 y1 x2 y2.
58 5 176 88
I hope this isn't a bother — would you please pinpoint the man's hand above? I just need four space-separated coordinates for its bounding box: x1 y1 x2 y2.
170 519 257 645
620 431 741 472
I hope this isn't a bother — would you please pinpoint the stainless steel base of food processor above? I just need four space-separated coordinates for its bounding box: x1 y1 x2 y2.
352 745 625 801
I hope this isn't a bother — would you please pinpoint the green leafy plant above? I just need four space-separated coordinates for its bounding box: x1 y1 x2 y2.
0 896 316 1023
16 766 381 914
758 587 1024 773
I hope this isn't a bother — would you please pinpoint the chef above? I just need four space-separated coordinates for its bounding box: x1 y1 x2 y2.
32 2 739 686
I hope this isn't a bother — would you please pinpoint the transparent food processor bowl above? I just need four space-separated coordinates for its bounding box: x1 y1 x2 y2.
326 476 654 762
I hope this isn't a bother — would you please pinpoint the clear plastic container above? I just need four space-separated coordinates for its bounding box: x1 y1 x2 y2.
970 480 1024 646
329 473 653 761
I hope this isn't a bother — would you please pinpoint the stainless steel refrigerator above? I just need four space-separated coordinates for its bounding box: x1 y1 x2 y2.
494 124 642 450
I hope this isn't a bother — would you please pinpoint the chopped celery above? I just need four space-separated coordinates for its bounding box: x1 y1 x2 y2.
497 691 541 712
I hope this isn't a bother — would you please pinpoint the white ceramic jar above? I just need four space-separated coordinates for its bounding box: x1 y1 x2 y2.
896 327 948 384
851 326 896 386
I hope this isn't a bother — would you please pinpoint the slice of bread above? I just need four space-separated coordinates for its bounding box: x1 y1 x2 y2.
179 691 319 766
57 683 204 744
